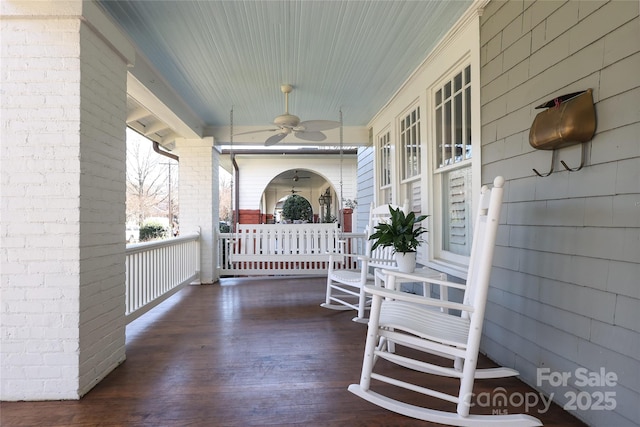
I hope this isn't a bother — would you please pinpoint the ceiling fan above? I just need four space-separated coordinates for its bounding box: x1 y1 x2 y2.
236 84 341 146
291 170 310 182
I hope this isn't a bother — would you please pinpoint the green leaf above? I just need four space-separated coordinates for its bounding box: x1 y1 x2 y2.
368 205 429 254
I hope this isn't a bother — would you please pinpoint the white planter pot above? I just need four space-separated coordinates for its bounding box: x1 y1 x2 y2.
395 252 417 273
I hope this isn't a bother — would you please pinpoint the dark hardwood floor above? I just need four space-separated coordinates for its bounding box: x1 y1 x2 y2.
1 276 586 426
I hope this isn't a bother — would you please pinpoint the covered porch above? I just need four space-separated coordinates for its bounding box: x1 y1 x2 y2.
1 277 586 426
2 2 637 426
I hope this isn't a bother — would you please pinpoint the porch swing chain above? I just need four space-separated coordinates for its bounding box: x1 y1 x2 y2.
339 109 344 238
230 107 237 238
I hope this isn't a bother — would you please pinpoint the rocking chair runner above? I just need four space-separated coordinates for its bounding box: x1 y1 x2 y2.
321 201 409 322
348 177 542 426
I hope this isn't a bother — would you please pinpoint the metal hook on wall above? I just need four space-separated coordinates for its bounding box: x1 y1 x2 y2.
533 143 588 177
533 150 557 177
560 143 586 172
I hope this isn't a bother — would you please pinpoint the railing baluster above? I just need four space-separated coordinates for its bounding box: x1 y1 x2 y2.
125 232 200 322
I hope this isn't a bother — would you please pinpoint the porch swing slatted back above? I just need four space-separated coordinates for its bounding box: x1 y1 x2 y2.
229 223 343 275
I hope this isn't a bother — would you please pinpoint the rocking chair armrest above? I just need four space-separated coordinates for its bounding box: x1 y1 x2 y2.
380 269 467 291
326 252 366 271
326 252 366 260
354 254 380 264
363 284 474 314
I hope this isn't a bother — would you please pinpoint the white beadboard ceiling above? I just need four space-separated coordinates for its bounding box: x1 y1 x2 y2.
99 0 471 142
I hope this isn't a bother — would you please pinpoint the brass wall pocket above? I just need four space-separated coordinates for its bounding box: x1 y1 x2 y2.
529 89 596 177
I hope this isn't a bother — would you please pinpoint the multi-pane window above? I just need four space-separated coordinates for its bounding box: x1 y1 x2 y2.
435 65 472 168
434 64 473 256
378 131 391 188
400 107 420 180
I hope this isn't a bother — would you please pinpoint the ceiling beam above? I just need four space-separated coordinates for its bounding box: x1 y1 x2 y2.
127 107 150 123
143 121 170 136
127 54 205 140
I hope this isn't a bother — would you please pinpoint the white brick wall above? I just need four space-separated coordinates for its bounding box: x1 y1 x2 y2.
2 13 82 401
1 2 131 400
480 1 640 426
175 137 218 283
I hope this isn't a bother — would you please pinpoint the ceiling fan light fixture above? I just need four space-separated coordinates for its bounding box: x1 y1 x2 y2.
273 113 300 128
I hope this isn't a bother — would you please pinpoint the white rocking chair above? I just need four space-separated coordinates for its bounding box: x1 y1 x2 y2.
348 177 542 426
321 201 408 322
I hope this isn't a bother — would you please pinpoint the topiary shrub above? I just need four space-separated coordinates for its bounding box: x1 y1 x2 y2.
219 221 231 233
140 221 167 241
282 195 313 223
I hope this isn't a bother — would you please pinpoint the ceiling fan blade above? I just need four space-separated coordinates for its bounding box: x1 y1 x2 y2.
297 120 341 132
234 128 279 136
265 132 288 146
295 131 326 142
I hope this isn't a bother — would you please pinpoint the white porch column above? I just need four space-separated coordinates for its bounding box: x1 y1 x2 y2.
175 137 219 283
1 1 134 399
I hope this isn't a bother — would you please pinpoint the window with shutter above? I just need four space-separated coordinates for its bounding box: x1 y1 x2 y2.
434 64 473 257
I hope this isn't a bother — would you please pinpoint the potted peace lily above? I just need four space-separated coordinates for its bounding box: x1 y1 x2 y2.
369 206 428 273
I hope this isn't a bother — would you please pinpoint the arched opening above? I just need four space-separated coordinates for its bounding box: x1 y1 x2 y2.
262 168 337 224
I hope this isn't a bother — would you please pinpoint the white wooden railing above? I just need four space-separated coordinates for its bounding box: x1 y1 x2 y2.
217 225 367 276
125 232 200 323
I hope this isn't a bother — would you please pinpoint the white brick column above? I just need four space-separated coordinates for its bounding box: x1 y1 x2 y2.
1 1 134 399
175 137 219 283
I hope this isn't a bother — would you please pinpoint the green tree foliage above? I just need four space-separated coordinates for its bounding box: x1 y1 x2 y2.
140 221 167 241
282 195 313 222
